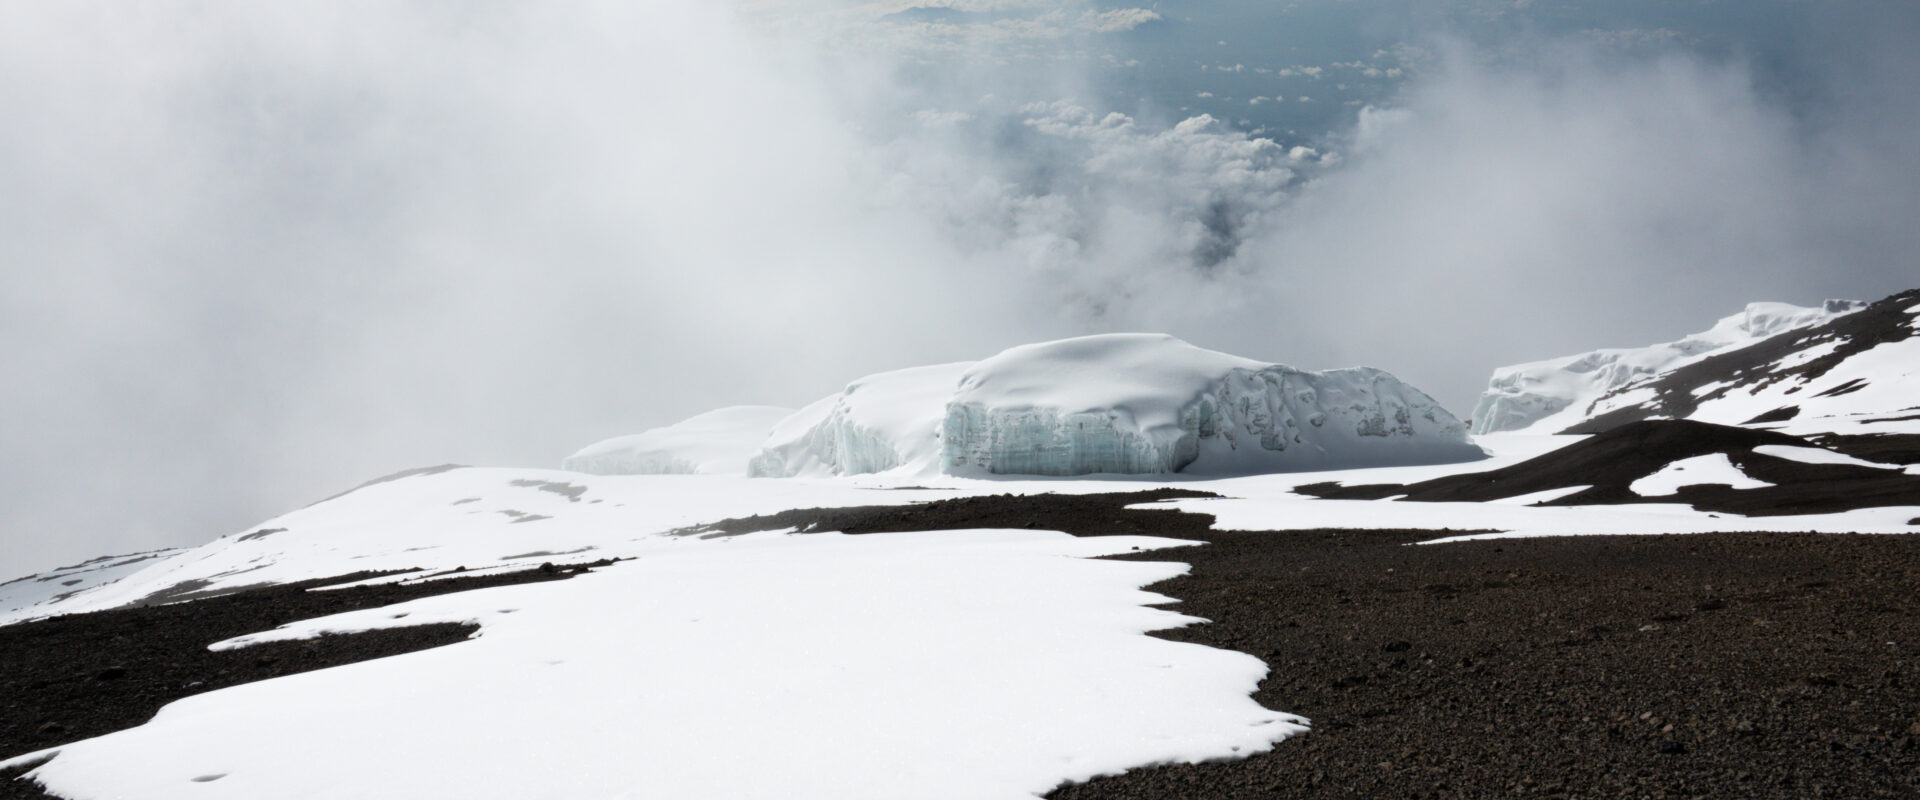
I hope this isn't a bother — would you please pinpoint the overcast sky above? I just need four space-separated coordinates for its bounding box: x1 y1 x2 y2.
2 0 1916 579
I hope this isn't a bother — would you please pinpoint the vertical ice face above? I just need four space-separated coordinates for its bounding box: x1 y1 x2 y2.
1471 300 1867 434
941 334 1483 475
563 406 794 475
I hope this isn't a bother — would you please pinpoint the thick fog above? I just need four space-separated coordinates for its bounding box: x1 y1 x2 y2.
2 1 1915 578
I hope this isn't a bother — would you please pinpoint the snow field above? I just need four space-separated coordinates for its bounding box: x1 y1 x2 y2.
23 529 1305 800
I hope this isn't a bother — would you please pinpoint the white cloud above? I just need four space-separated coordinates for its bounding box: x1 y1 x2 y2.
1081 8 1160 33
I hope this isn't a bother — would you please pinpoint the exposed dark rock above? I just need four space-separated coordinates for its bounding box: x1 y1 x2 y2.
1297 419 1920 516
679 488 1224 539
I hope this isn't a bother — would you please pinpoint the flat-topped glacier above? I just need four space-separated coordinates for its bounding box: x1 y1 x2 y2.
563 405 793 475
1471 300 1865 434
748 333 1483 478
944 334 1483 475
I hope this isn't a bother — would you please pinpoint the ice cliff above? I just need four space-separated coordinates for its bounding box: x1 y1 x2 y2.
749 334 1483 478
943 334 1483 475
1471 300 1865 435
564 406 793 475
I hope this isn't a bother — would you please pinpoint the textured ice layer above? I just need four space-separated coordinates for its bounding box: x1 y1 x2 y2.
563 406 792 475
1471 300 1865 434
943 335 1484 475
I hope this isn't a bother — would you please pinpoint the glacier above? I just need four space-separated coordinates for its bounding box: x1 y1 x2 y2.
563 405 792 475
943 334 1484 475
1470 300 1865 434
747 334 1483 478
747 363 973 478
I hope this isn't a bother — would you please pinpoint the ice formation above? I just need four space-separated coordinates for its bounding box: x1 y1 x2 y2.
563 406 793 475
747 363 973 477
943 334 1483 475
1471 300 1865 434
748 334 1482 478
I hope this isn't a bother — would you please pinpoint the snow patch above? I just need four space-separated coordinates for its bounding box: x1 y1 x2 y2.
25 530 1306 800
1628 454 1774 497
1752 445 1900 470
1488 485 1592 505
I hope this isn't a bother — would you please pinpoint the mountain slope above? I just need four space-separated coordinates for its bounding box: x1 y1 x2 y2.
1470 300 1865 434
1561 288 1920 437
1298 419 1920 516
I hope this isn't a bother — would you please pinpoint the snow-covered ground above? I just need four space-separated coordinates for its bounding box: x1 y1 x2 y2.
5 428 1918 798
16 529 1301 800
9 433 1917 629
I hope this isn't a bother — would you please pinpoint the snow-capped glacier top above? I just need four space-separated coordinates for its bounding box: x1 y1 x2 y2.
1472 299 1865 434
563 405 793 475
945 333 1482 475
951 333 1267 433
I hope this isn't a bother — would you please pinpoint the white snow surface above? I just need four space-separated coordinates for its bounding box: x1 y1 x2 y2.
10 429 1920 798
750 334 1483 478
561 405 792 475
1628 454 1774 496
1689 335 1920 437
0 466 973 626
1753 444 1900 470
1471 300 1865 434
21 529 1303 800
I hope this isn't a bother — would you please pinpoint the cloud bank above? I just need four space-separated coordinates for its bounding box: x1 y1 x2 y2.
0 2 1915 577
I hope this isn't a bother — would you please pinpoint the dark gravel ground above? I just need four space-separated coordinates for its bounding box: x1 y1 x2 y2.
0 559 616 799
1051 527 1920 800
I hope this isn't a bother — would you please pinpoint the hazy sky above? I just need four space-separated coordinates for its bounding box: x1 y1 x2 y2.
2 0 1916 579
